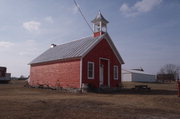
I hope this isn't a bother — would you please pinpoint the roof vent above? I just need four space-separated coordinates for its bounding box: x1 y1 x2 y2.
51 44 56 48
132 67 144 72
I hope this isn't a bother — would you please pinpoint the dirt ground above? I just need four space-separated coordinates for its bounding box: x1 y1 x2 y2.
0 80 180 119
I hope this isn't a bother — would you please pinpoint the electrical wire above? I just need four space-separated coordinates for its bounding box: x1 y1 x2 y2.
73 0 94 33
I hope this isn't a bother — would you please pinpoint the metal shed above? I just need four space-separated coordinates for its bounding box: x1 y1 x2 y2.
122 69 156 82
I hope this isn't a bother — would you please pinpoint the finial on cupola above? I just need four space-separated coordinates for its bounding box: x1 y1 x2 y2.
91 10 109 37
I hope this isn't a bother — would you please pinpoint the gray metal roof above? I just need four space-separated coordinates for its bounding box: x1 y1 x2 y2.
30 35 104 64
91 11 109 24
29 33 124 65
122 69 155 75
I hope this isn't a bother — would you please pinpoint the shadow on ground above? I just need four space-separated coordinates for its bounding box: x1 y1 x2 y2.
95 89 178 96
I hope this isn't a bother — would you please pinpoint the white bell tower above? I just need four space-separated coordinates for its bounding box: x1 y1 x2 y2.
91 11 109 37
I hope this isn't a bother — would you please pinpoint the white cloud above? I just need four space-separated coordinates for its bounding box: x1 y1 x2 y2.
0 40 44 77
22 21 41 32
0 41 14 48
120 0 162 17
16 40 40 56
0 40 40 56
45 16 54 23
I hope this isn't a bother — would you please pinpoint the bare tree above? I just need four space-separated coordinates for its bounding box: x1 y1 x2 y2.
158 64 180 80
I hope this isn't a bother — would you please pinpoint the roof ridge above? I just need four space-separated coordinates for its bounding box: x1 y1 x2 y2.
123 69 155 75
54 35 93 47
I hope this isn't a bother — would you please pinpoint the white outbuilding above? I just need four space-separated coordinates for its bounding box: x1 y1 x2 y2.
122 69 156 82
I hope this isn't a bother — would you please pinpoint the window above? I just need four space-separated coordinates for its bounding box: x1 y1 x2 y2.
88 62 94 79
114 65 118 80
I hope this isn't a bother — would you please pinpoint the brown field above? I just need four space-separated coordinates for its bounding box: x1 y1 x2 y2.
0 80 180 119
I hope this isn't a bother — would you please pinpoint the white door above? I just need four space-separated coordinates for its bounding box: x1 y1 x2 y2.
100 64 104 86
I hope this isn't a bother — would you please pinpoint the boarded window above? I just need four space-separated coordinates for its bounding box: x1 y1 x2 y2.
88 62 94 79
114 65 118 80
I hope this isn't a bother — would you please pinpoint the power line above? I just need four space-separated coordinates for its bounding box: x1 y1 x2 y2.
73 0 94 33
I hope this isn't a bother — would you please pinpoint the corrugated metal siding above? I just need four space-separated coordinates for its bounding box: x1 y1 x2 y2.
122 69 156 82
132 73 156 82
122 73 132 81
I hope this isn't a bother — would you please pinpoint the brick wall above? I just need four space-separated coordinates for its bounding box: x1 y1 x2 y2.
30 59 80 88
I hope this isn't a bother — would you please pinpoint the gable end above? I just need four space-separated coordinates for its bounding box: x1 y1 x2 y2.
104 34 124 64
82 33 124 64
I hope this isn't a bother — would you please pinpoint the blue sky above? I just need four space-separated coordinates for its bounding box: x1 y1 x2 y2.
0 0 179 77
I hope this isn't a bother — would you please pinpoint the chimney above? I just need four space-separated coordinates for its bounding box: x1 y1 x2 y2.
51 44 56 48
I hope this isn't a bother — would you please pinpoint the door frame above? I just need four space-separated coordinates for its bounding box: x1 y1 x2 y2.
99 64 104 86
99 57 110 87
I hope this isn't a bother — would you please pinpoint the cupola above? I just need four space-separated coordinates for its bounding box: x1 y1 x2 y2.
91 11 109 37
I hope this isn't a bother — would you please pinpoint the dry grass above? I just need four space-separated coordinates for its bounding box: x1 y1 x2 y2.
0 80 179 119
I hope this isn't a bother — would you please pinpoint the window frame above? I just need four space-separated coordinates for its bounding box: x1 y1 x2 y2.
114 65 118 80
88 62 94 79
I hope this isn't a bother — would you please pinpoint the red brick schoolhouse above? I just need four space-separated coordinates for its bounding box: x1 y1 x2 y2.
29 12 124 90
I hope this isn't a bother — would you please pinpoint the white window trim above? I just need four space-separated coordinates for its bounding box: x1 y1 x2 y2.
88 62 94 79
114 65 118 80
